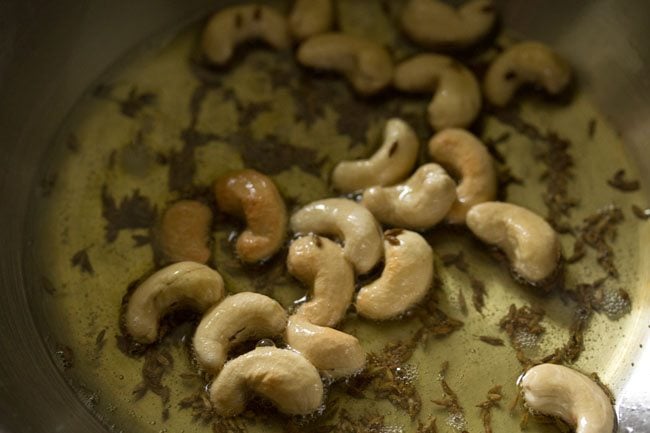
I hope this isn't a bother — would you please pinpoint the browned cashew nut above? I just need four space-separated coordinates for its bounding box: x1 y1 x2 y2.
394 54 482 130
289 0 334 41
484 41 572 107
209 346 324 416
214 169 287 263
202 5 291 66
158 200 213 264
297 33 394 95
331 118 420 193
193 292 287 374
285 316 366 379
355 229 433 320
428 129 497 224
466 202 561 284
287 235 355 327
401 0 497 50
125 262 225 344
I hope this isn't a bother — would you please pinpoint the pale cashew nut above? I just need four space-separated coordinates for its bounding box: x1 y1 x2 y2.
428 128 497 224
355 229 433 320
466 202 561 283
214 169 288 263
201 5 291 66
124 262 225 344
285 316 366 379
394 54 481 130
331 118 420 193
361 163 457 230
158 200 213 264
484 41 572 107
297 33 394 95
520 363 615 433
209 346 324 416
287 235 355 327
289 0 334 41
400 0 497 50
290 198 384 274
193 292 287 374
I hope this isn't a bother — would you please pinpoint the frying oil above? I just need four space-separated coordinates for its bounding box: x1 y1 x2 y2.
28 1 649 432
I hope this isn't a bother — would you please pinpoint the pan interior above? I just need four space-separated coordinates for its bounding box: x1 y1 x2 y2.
26 1 649 432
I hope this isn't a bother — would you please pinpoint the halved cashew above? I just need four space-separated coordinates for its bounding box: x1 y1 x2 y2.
159 200 213 264
484 41 572 107
361 163 457 230
287 235 355 327
355 229 433 320
193 292 287 375
289 0 334 41
124 262 225 344
400 0 497 50
428 129 497 224
394 54 481 130
331 118 419 193
214 169 287 263
297 33 394 95
466 202 561 283
285 316 366 379
209 346 323 416
201 5 291 66
290 198 383 274
520 364 615 433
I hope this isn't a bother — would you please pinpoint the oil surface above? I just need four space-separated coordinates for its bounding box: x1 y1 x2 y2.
28 1 649 433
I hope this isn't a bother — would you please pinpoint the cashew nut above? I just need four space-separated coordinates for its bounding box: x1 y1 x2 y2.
287 234 355 327
289 0 334 41
193 292 287 375
124 262 225 344
214 169 288 263
331 118 419 193
285 316 366 379
394 54 481 130
400 0 497 50
297 33 394 95
209 346 323 416
290 198 383 274
483 41 572 107
465 202 561 283
428 128 497 224
361 163 457 230
158 200 213 264
201 5 291 66
519 364 615 433
355 229 433 320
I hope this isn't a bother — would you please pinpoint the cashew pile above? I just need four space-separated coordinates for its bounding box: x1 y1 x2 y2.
289 0 333 41
361 163 457 230
519 364 615 433
116 2 618 424
400 0 497 50
124 262 225 344
297 33 394 95
158 200 213 264
355 229 433 320
394 54 482 130
331 118 420 193
201 5 291 65
466 202 562 284
428 128 497 224
484 41 572 107
214 169 287 263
